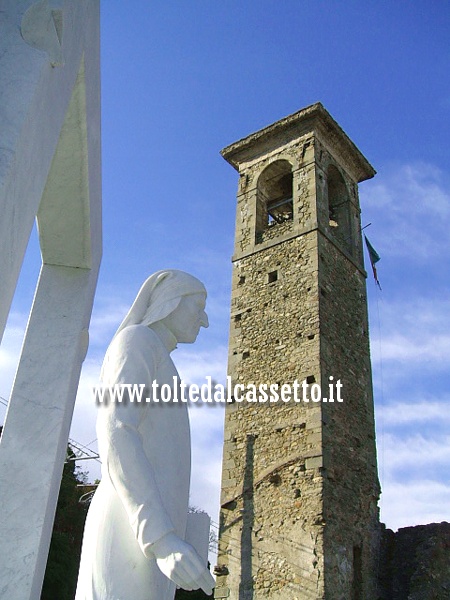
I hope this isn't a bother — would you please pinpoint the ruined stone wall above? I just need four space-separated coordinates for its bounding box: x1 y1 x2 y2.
380 522 450 599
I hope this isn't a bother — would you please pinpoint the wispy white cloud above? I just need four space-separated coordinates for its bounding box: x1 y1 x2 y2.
363 162 450 531
376 409 450 530
378 432 450 474
380 479 450 531
377 428 450 530
362 162 450 261
175 345 228 386
87 302 129 348
378 399 450 426
369 297 450 382
380 331 450 365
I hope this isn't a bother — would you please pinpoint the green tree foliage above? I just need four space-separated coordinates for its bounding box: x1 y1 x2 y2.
40 446 89 600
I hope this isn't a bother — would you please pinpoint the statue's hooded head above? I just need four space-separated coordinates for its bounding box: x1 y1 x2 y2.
113 269 207 340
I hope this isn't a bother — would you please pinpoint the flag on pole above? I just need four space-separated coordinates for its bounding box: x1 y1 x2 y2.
364 235 381 290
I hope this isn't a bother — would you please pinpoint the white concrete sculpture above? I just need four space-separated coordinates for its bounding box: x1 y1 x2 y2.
0 2 101 599
75 270 215 600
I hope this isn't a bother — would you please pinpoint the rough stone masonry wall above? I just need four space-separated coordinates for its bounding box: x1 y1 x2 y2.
216 233 327 599
283 137 380 598
318 232 381 599
379 522 450 599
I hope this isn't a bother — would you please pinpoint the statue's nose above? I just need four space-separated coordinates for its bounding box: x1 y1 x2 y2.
200 311 209 328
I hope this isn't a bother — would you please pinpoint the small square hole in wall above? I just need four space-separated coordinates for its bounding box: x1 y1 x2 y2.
238 275 246 285
306 375 315 384
269 473 282 486
234 313 242 323
268 270 278 283
242 351 250 359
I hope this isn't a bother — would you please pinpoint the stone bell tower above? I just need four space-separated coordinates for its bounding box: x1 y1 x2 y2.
215 103 381 599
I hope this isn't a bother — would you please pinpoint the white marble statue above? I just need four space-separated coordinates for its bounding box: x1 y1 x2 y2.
75 270 215 600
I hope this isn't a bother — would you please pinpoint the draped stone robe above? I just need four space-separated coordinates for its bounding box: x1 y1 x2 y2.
75 324 190 600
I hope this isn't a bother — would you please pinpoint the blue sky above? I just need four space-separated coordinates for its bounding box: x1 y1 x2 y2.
1 1 450 547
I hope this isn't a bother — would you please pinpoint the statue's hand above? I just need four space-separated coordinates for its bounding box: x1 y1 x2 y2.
151 531 215 595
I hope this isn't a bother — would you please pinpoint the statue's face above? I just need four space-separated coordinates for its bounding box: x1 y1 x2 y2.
165 292 208 343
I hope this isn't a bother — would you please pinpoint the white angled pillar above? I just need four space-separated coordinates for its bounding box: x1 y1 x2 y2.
0 2 102 598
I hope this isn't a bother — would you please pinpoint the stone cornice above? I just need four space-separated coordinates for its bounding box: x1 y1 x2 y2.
221 102 376 183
